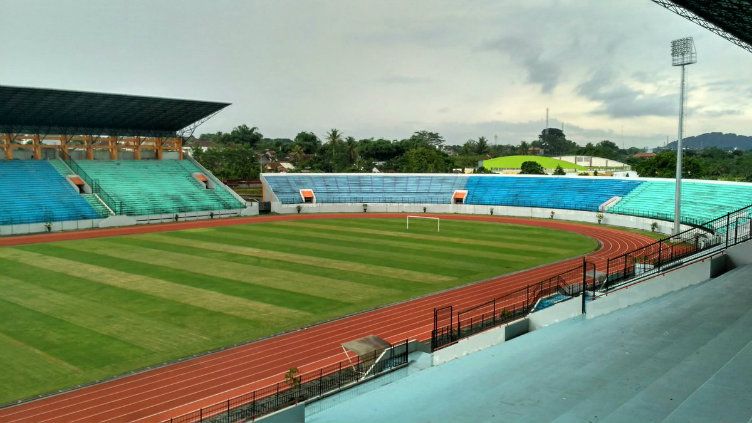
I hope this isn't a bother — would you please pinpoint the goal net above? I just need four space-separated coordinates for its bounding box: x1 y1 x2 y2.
406 215 440 232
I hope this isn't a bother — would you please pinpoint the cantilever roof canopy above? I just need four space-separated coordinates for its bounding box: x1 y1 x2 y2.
0 85 230 137
653 0 752 53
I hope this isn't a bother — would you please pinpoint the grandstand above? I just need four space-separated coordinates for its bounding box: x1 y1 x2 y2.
75 159 244 215
263 173 752 227
0 85 254 234
0 161 103 225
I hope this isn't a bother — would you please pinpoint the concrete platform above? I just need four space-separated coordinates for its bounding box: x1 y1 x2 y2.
308 265 752 423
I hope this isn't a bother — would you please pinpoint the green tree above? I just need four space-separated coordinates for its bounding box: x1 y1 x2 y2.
223 125 264 148
520 160 546 175
400 147 452 173
403 130 445 150
553 164 566 175
476 136 490 155
293 131 321 154
537 128 578 156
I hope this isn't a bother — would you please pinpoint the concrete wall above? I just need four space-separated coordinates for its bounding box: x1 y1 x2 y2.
0 218 102 236
588 257 713 318
258 403 305 423
241 202 260 216
431 297 584 366
529 297 583 331
271 202 691 235
726 240 752 266
432 323 510 366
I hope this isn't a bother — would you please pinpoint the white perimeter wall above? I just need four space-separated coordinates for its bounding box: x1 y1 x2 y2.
272 202 693 235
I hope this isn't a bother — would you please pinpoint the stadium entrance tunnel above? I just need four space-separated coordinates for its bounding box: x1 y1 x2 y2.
300 189 315 203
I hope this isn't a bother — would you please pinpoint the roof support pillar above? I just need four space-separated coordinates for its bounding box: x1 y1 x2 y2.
59 135 73 159
32 134 42 160
155 137 163 160
133 136 142 160
176 137 183 160
82 135 93 160
108 136 118 160
2 133 13 160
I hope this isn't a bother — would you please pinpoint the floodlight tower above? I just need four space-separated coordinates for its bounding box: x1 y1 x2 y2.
671 37 697 235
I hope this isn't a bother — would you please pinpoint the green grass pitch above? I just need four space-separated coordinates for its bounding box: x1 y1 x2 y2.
0 218 597 403
482 155 587 170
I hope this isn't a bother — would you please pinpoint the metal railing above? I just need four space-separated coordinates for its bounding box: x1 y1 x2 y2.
602 204 752 290
607 207 709 227
59 151 124 215
432 203 752 352
165 340 409 423
432 260 597 351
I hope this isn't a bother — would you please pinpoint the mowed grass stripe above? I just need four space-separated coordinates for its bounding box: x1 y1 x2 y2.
103 236 436 295
0 298 148 369
330 218 587 246
144 232 453 283
221 224 545 263
172 229 481 276
0 331 85 401
211 227 507 272
0 258 265 346
58 240 390 303
0 275 204 353
21 244 347 314
303 218 597 251
272 221 580 255
0 249 306 323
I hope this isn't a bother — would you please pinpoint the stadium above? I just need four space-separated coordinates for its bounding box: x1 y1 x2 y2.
1 1 752 423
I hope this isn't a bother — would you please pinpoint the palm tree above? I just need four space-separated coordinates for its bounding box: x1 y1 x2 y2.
345 136 359 166
326 129 343 145
289 144 305 166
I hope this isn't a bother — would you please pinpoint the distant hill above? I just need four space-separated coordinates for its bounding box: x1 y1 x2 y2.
664 132 752 151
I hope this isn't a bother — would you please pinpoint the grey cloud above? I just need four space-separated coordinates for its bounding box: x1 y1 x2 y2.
697 108 743 117
375 75 432 85
578 69 676 118
483 36 561 94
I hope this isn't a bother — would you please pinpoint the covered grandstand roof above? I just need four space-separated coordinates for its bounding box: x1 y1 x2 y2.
653 0 752 53
0 85 230 137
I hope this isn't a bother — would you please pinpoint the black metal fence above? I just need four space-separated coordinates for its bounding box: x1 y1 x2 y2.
608 207 710 228
432 260 597 351
603 204 752 290
165 340 409 423
432 203 752 352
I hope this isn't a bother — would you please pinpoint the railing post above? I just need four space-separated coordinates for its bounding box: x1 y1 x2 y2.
226 399 230 419
726 212 731 247
581 257 587 315
319 368 323 397
657 241 663 268
734 218 739 244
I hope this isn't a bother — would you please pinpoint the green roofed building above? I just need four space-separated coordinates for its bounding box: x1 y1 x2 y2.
480 155 587 174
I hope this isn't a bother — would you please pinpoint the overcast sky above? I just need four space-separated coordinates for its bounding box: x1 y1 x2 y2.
1 0 751 147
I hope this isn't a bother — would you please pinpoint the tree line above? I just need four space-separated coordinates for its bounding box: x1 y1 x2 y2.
190 124 752 182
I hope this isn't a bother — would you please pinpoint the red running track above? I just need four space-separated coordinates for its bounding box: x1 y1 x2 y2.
0 213 654 422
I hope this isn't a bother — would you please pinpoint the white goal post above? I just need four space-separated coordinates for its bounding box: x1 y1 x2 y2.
406 215 440 232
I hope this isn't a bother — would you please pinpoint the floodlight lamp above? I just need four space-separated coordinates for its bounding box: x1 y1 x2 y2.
671 37 697 66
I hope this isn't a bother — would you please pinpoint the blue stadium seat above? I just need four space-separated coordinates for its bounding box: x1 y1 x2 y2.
0 160 101 225
610 180 752 225
464 176 643 211
263 174 467 204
